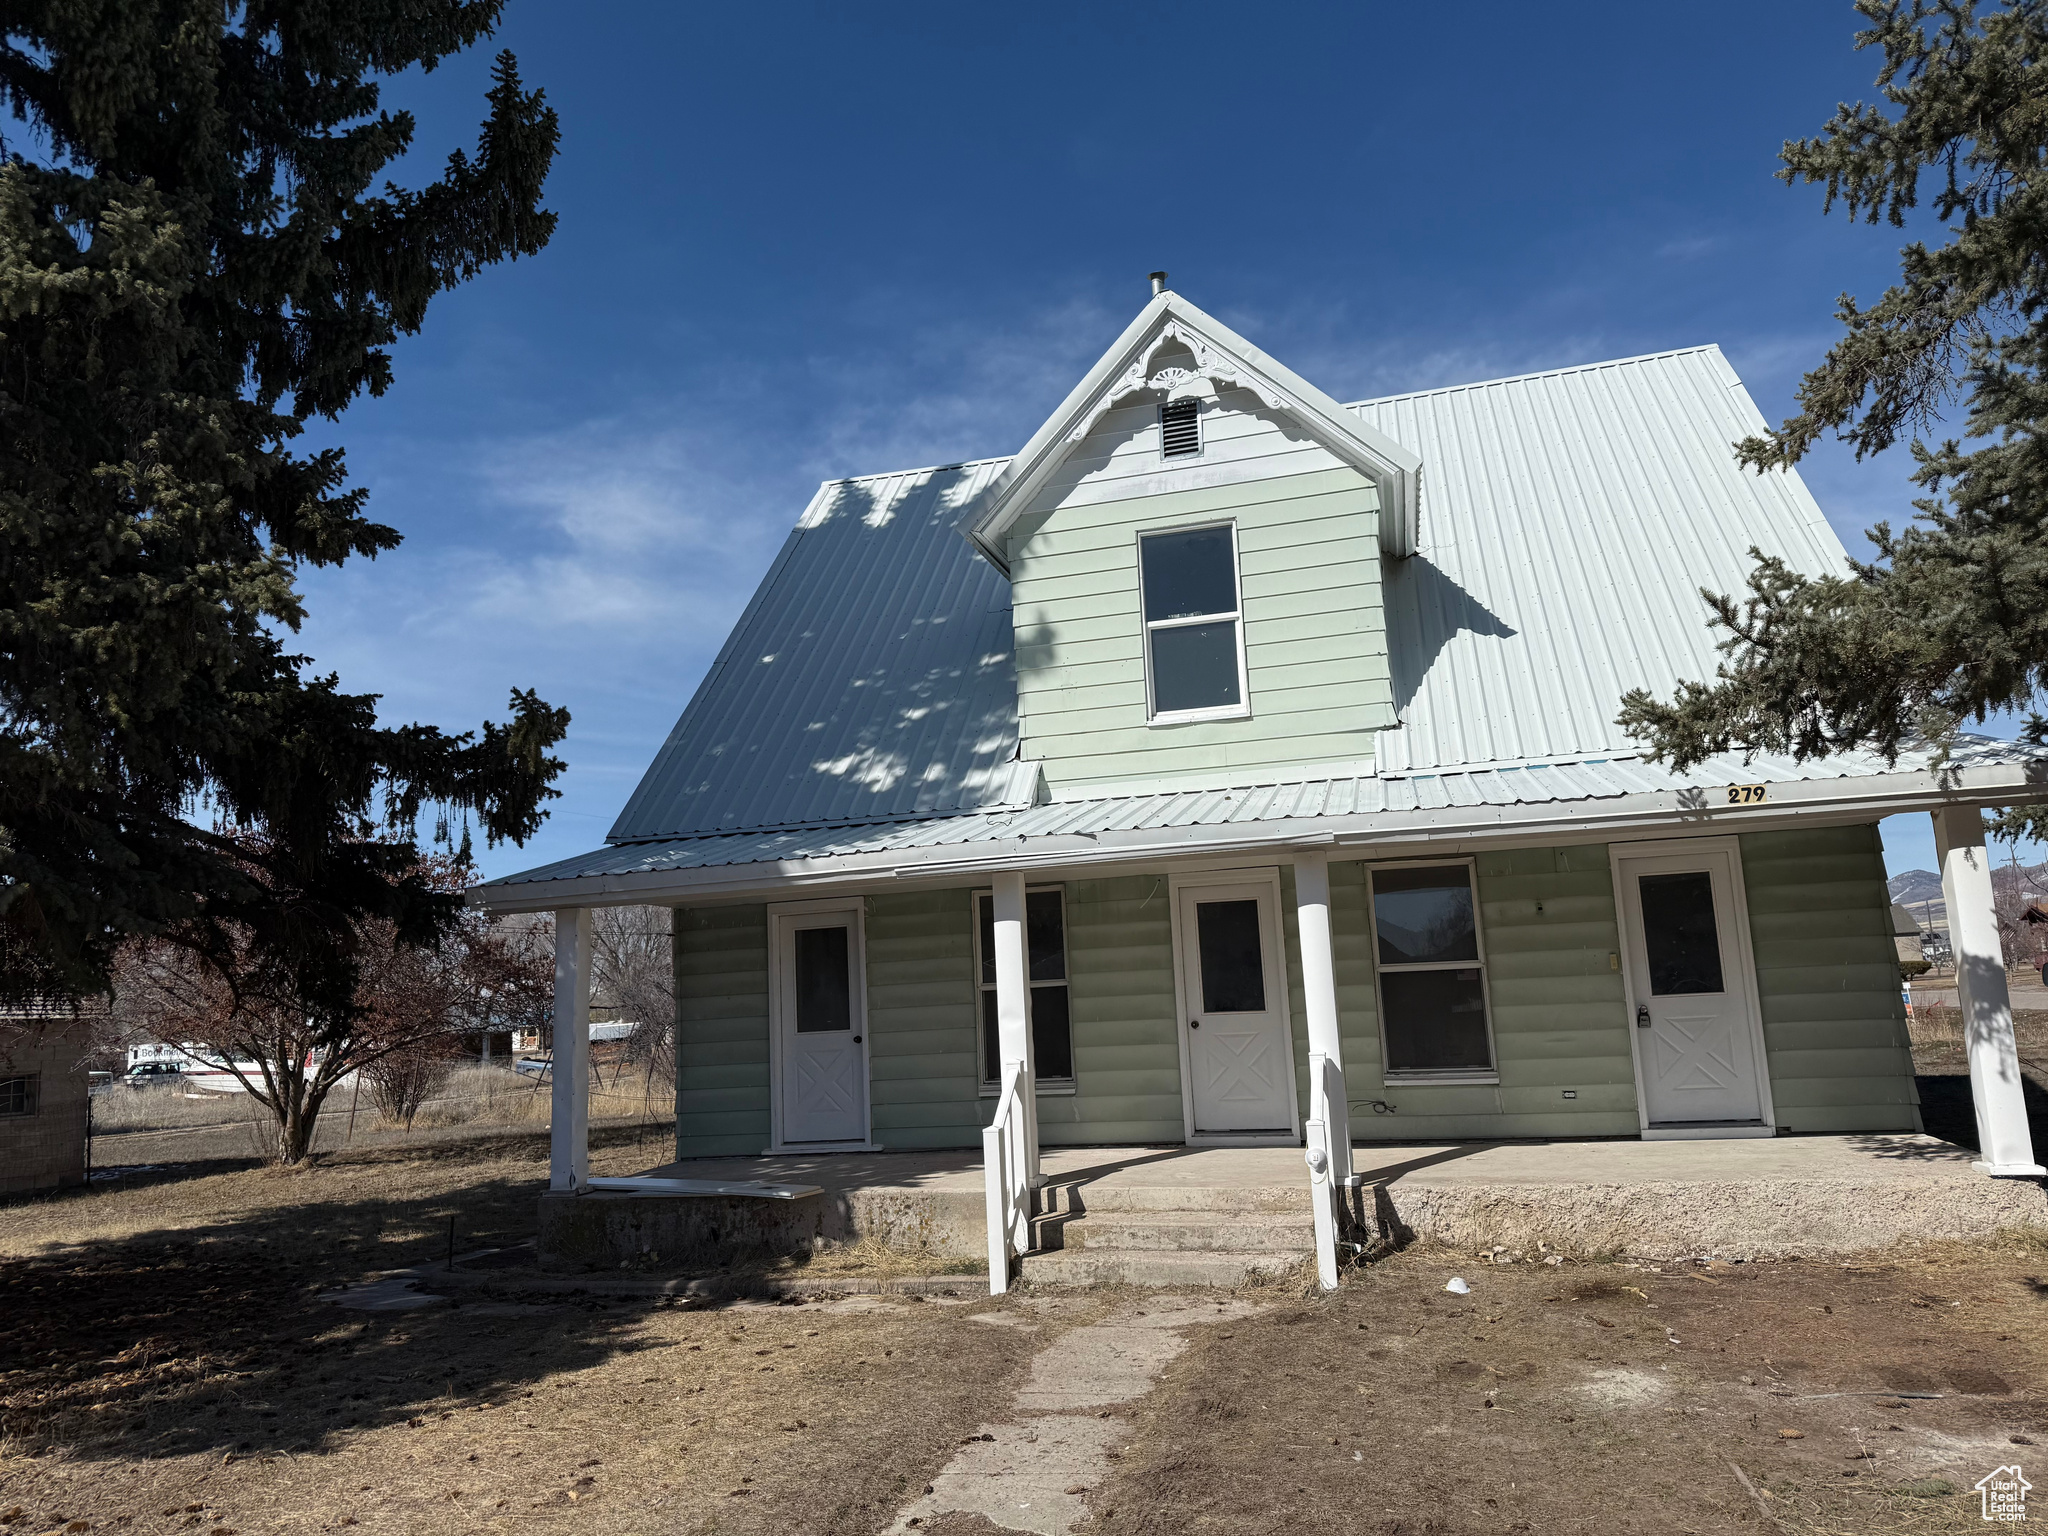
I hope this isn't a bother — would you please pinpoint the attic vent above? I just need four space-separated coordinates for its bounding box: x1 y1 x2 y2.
1160 398 1201 459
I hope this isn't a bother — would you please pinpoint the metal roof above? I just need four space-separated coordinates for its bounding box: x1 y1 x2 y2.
489 735 2042 891
606 457 1030 841
1350 345 1846 774
559 338 1997 887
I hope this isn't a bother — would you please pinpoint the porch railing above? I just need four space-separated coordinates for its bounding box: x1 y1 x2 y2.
1304 1050 1342 1291
982 1061 1032 1294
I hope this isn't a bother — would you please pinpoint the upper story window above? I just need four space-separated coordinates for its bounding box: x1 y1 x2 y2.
1139 524 1249 722
1159 398 1201 458
975 888 1073 1090
0 1074 38 1116
1368 862 1497 1083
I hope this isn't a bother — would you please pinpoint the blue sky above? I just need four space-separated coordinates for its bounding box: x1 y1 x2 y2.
290 1 2029 884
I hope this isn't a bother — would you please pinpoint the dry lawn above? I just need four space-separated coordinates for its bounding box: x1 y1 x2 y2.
0 1125 1080 1535
1086 1236 2048 1536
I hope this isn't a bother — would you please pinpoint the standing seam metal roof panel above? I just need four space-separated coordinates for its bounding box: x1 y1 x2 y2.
605 457 1021 841
1351 346 1849 776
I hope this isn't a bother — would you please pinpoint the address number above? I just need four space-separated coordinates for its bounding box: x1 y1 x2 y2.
1726 784 1768 806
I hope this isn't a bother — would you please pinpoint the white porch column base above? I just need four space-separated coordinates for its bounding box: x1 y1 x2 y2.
551 908 593 1192
991 870 1040 1186
1294 850 1353 1186
1932 807 2045 1178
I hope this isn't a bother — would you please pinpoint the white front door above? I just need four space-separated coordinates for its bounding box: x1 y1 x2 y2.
1616 847 1768 1128
1176 879 1297 1137
771 906 869 1146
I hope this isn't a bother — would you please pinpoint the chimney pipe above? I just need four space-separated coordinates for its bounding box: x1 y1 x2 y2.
1149 271 1168 296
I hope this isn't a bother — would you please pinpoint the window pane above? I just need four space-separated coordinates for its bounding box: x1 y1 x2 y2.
1372 865 1479 965
793 925 851 1032
980 988 1001 1082
1141 526 1237 621
1027 890 1066 981
1638 872 1725 995
977 894 995 986
1381 968 1491 1072
1031 985 1073 1079
1196 899 1267 1012
1150 621 1241 714
0 1074 35 1116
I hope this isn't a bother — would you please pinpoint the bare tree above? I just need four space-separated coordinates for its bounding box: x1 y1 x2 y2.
591 906 673 1095
109 854 491 1163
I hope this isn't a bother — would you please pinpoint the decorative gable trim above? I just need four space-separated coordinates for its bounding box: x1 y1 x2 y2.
964 290 1424 572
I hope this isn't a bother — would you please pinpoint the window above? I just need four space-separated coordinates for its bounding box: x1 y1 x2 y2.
0 1074 38 1116
1139 524 1247 721
1368 863 1496 1080
1160 398 1201 458
975 888 1074 1089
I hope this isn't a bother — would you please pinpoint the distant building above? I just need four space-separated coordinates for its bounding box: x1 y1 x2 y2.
1891 904 1931 978
0 929 94 1195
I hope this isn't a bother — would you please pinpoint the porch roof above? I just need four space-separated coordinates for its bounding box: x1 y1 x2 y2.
475 732 2046 908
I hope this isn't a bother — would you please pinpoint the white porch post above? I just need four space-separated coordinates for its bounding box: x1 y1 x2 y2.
1932 807 2045 1177
991 870 1040 1185
1293 850 1352 1187
551 908 593 1192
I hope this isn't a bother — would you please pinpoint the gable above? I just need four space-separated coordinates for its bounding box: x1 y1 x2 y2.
965 289 1422 570
1006 383 1397 799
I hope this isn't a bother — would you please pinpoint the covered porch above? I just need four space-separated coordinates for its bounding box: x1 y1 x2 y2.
535 1132 2048 1284
498 788 2046 1291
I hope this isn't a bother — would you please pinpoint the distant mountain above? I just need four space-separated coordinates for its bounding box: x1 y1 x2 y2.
1888 869 1944 907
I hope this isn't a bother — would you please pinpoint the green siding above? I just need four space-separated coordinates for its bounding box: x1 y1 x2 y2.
673 904 770 1158
1325 845 1642 1141
1009 464 1395 796
666 827 1918 1155
1051 875 1186 1144
864 889 983 1149
1739 825 1920 1134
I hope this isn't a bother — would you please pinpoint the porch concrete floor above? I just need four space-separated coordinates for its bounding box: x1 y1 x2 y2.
642 1131 1989 1193
634 1134 2048 1260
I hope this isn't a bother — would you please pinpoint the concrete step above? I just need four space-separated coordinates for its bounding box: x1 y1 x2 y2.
1017 1249 1303 1288
1063 1211 1315 1253
1036 1182 1313 1216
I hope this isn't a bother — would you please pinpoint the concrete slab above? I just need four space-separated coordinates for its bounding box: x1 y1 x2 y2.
589 1134 2048 1266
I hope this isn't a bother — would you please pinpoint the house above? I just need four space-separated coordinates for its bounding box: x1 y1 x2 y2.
477 281 2047 1283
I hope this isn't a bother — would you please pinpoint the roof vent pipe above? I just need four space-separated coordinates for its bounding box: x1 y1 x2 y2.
1149 271 1168 296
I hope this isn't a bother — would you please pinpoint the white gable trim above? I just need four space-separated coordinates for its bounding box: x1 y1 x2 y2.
964 290 1424 572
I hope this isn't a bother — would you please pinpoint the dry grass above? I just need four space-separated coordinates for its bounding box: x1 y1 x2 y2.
1086 1235 2048 1536
0 1124 1080 1536
1906 1005 2048 1054
89 1083 264 1132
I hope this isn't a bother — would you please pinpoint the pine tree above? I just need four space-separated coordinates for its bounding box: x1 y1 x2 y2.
0 3 569 1007
1616 0 2048 839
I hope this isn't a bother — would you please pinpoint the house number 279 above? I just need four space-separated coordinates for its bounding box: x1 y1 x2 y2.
1725 784 1767 806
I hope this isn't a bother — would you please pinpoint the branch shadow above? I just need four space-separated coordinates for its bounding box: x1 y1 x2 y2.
0 1125 683 1466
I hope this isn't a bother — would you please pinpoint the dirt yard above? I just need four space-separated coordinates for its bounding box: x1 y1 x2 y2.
0 1125 1075 1535
1086 1239 2048 1536
1907 1005 2048 1152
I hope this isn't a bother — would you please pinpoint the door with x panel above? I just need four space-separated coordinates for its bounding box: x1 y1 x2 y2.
1177 880 1297 1137
1616 849 1767 1128
772 908 869 1146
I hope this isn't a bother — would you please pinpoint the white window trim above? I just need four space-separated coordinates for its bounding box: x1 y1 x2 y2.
1366 856 1501 1086
971 884 1078 1097
1138 519 1252 726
